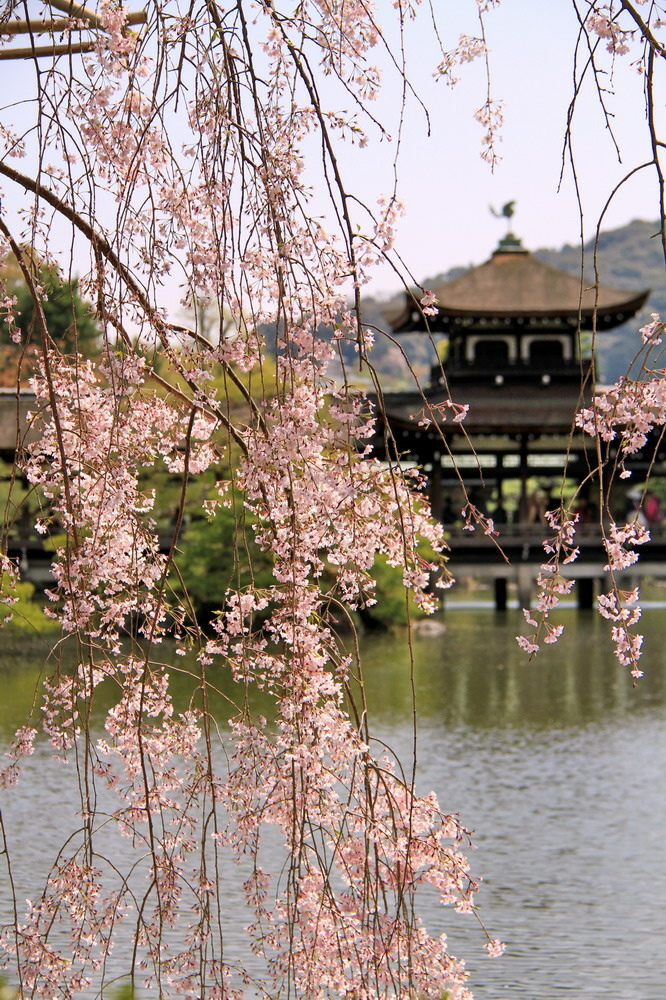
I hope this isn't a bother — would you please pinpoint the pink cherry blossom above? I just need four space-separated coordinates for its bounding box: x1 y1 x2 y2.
5 0 664 993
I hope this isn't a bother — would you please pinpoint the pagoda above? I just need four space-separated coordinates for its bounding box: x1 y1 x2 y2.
373 232 651 522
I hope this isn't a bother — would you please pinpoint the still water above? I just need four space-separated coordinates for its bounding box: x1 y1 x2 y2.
1 607 665 998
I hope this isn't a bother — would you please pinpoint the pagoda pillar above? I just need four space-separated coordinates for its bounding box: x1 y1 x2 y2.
494 577 508 611
517 564 532 608
429 457 442 522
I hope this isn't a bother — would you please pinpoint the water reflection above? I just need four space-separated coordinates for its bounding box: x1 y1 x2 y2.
0 609 664 999
353 609 666 999
356 608 666 730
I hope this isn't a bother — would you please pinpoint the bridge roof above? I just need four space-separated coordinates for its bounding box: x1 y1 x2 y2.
387 237 649 333
375 383 584 438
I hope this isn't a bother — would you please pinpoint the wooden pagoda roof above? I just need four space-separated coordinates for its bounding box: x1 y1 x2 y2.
388 237 650 333
376 384 584 438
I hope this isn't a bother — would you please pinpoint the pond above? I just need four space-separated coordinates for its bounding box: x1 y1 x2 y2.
357 607 666 998
1 606 664 998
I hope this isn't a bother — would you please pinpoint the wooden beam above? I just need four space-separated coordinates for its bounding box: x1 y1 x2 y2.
1 12 147 33
0 5 147 59
2 18 82 33
45 1 147 29
0 40 97 59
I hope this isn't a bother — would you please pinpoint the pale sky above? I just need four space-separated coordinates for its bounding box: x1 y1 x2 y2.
343 0 663 298
1 0 662 309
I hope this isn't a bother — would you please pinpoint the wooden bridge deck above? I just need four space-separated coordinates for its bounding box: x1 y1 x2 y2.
441 523 666 608
7 523 666 611
443 521 666 559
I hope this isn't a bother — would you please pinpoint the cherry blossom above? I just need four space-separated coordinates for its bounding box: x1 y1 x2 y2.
516 509 577 658
587 13 633 54
0 2 507 995
4 0 664 993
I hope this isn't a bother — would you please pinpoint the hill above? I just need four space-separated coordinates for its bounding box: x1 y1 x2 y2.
535 219 665 383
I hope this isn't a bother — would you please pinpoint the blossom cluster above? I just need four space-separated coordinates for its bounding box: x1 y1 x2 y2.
23 353 217 647
436 35 488 87
584 2 666 66
597 586 644 677
0 1 505 995
575 372 666 458
587 12 634 54
516 508 578 657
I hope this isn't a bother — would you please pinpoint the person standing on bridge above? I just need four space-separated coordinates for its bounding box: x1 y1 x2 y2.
644 491 663 532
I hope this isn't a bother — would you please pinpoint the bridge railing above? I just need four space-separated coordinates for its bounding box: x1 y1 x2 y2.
442 520 665 549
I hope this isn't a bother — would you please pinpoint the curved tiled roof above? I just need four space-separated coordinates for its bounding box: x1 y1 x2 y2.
389 239 650 332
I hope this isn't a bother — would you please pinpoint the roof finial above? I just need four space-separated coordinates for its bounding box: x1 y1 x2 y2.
490 201 524 252
490 200 516 233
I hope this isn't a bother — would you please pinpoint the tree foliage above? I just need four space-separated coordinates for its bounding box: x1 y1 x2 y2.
0 252 100 383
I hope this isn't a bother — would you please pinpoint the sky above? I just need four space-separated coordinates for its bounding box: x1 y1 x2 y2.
337 0 663 298
0 0 662 310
